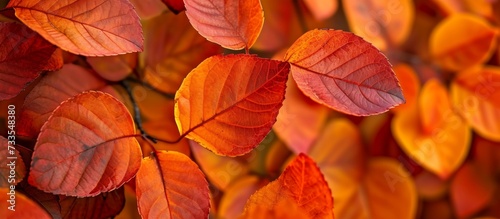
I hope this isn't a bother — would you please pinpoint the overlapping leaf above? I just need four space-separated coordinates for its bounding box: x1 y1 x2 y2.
285 29 405 116
241 154 334 219
391 64 420 113
342 0 415 50
58 187 125 219
17 64 120 138
451 66 500 142
392 79 471 179
7 0 143 56
0 22 62 100
430 13 498 71
0 188 51 218
218 176 264 219
86 53 137 81
136 151 210 219
184 0 264 50
141 12 221 94
0 136 26 187
309 118 418 218
273 78 328 154
129 0 167 19
175 54 289 156
29 91 142 197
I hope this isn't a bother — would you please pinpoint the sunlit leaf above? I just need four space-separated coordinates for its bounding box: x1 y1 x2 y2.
450 162 496 218
0 22 62 100
429 13 498 71
391 64 420 113
0 187 51 218
304 0 338 21
17 64 120 138
86 53 137 82
7 0 143 56
285 29 405 116
136 151 210 219
342 0 415 50
240 197 312 219
392 79 471 179
241 154 334 219
184 0 264 50
140 12 221 94
29 91 142 197
273 78 328 154
175 54 289 156
451 66 500 142
0 137 26 187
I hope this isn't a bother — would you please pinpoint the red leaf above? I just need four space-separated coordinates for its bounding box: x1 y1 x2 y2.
58 187 125 219
184 0 264 50
162 0 185 14
175 54 289 156
136 151 210 219
17 64 120 138
241 154 334 218
6 0 143 56
86 53 137 82
28 91 142 197
0 22 62 100
285 29 405 116
0 187 51 218
0 137 26 187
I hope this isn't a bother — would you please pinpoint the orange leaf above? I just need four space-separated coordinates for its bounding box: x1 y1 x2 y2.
218 175 265 219
392 79 471 179
285 29 405 116
162 0 185 14
28 91 142 197
184 0 264 50
58 187 125 219
190 140 249 190
451 66 500 141
391 64 420 113
0 137 26 187
273 78 328 154
240 197 312 219
309 119 417 218
342 0 415 50
86 53 137 82
304 0 338 21
0 22 62 100
0 187 51 218
241 154 334 219
175 54 289 156
17 64 120 138
450 162 496 218
136 151 210 219
7 0 143 56
141 12 221 94
429 13 498 71
414 170 448 200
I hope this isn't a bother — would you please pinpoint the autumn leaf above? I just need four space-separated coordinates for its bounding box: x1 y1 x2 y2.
17 64 121 138
129 0 167 19
0 22 62 100
28 91 142 197
450 162 496 218
414 170 448 200
7 0 143 56
0 136 26 187
218 176 266 219
0 187 51 218
391 64 420 113
184 0 264 50
175 54 289 156
162 0 185 14
451 66 500 142
273 77 328 154
241 154 334 219
240 197 312 219
342 0 415 51
140 12 221 94
392 79 471 179
86 53 137 81
429 13 498 71
304 0 338 21
285 29 405 116
135 151 210 219
309 118 417 218
58 187 126 219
